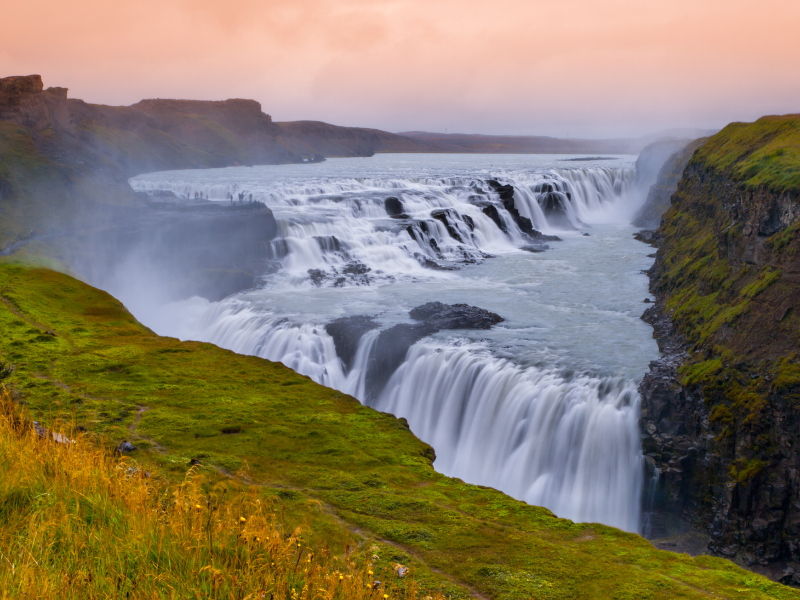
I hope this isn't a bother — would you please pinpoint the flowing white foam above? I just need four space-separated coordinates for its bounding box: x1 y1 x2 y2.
131 166 637 286
371 340 643 531
153 298 643 532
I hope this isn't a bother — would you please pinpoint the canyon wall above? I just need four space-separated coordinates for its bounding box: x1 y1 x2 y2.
640 114 800 581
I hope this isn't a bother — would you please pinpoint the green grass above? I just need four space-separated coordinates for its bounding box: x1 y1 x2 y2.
0 385 444 600
0 260 797 598
694 114 800 195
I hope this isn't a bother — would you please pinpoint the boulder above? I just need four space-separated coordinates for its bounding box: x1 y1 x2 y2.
409 301 504 330
486 179 561 243
363 302 505 399
431 209 465 243
115 440 137 454
481 203 507 233
364 323 439 399
384 196 405 216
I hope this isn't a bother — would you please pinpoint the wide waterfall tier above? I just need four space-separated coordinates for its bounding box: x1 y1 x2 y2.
131 157 637 289
127 154 659 534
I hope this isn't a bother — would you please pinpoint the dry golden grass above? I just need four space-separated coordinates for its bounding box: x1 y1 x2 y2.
0 386 440 600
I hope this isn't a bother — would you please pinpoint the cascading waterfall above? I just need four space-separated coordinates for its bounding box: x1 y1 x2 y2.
129 155 656 534
131 167 636 283
372 341 642 531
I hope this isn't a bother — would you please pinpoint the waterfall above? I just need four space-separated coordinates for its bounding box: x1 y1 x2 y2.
369 340 643 532
131 167 637 284
641 467 661 538
156 303 645 533
128 156 654 534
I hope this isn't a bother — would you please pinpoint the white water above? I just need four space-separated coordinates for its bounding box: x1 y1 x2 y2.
128 154 659 533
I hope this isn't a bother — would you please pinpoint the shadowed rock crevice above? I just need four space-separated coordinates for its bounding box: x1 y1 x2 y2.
325 316 380 372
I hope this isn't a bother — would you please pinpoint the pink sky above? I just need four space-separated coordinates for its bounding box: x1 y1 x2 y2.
2 0 798 137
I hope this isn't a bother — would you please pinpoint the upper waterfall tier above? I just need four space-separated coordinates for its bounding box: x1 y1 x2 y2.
131 156 638 289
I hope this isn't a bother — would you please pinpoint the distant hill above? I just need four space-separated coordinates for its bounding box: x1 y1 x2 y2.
400 129 718 155
277 120 430 157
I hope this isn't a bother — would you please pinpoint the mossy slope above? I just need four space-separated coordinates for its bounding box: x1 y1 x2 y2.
693 114 800 195
0 260 795 598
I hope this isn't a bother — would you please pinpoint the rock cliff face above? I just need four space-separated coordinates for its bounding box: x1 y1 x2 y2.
0 75 293 299
639 114 800 581
0 75 427 176
65 200 280 302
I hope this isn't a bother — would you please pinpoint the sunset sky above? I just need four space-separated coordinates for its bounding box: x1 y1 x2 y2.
2 0 799 137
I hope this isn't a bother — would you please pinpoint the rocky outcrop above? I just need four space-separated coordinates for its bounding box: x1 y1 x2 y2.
409 301 504 330
63 200 280 301
486 180 561 246
276 120 429 157
638 115 800 582
384 197 405 217
363 302 504 399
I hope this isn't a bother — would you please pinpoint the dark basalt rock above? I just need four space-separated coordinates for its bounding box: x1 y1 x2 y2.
308 269 327 286
481 203 507 233
537 189 575 230
634 229 659 245
363 301 505 400
365 322 440 399
410 301 504 330
342 262 371 276
325 315 380 372
315 235 342 253
521 244 549 253
384 196 405 216
115 440 137 455
431 209 466 243
486 179 562 244
417 256 458 271
638 160 800 582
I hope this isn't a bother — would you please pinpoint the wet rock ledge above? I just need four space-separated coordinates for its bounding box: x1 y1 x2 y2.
326 302 504 400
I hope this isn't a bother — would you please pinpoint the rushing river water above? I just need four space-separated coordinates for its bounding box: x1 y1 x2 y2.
128 153 660 533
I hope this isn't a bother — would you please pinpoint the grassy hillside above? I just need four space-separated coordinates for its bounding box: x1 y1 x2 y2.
692 114 800 195
0 259 795 599
0 385 447 599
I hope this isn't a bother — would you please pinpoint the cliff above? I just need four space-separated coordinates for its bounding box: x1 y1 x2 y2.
640 114 800 581
0 75 428 297
400 128 716 155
